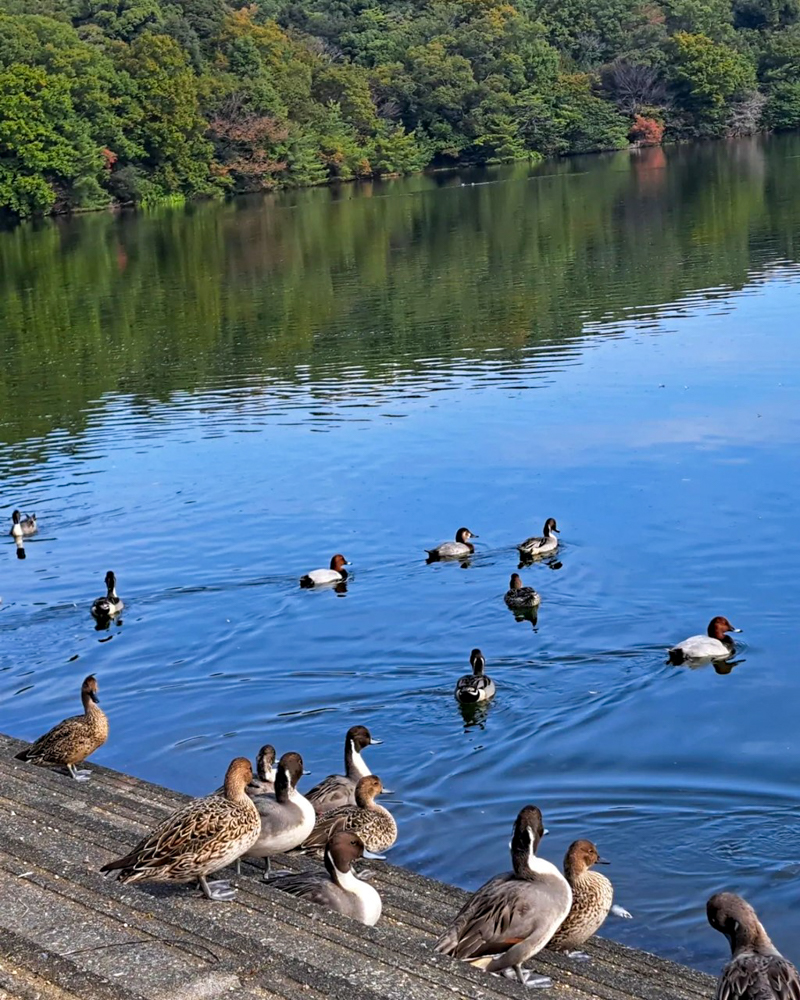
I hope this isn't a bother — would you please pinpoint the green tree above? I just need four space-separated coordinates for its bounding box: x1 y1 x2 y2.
670 31 756 124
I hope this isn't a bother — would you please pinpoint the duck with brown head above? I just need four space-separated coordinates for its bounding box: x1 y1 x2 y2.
14 675 108 782
244 751 316 878
504 573 541 610
455 649 496 704
707 892 800 999
91 571 124 619
302 775 396 858
300 554 350 588
101 757 261 901
669 616 742 664
306 725 382 814
426 527 478 560
518 518 560 559
435 805 572 989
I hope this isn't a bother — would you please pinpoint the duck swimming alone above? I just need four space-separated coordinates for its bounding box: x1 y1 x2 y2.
455 649 496 704
435 805 572 988
9 510 37 538
14 674 108 782
669 616 741 664
306 725 382 815
426 528 478 560
244 751 315 878
302 775 397 858
91 571 124 619
300 554 350 588
518 518 559 559
504 573 541 610
548 840 632 959
270 831 382 926
707 891 800 1000
101 757 260 901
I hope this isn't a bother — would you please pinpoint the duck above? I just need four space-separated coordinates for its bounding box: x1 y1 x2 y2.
504 573 541 610
14 674 108 782
300 554 350 588
243 751 315 878
426 528 478 560
270 831 382 926
9 510 37 538
435 805 572 988
547 840 632 959
518 518 559 558
101 757 260 901
455 649 496 704
214 744 276 798
668 616 741 664
302 775 397 858
91 571 124 619
306 725 382 815
707 891 800 999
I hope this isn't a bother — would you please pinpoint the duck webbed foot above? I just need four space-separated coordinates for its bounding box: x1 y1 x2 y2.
67 764 92 782
199 877 237 901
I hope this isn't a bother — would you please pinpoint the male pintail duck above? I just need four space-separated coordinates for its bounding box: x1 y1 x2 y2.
426 528 478 560
214 743 276 798
243 751 315 878
9 510 37 538
707 891 800 1000
306 725 382 814
101 757 260 901
669 616 741 664
300 554 350 588
302 775 396 858
547 840 632 959
504 573 541 610
435 805 571 988
91 571 124 619
270 831 382 926
14 674 108 782
518 518 559 558
455 649 496 704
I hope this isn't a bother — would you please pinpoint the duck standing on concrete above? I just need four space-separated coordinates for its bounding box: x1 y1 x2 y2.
101 757 260 901
454 649 496 704
300 555 350 588
306 725 382 814
669 616 742 664
548 840 632 959
270 832 382 925
302 775 396 858
707 892 800 999
435 805 572 988
518 518 559 559
9 510 37 537
14 675 108 782
214 744 276 797
91 571 124 619
244 751 315 878
504 573 541 610
426 528 478 560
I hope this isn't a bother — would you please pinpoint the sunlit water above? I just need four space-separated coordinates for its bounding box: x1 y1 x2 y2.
2 136 800 974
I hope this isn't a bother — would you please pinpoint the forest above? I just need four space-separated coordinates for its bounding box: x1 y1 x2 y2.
0 0 799 216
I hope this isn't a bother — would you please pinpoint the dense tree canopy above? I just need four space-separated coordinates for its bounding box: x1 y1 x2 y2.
0 0 796 216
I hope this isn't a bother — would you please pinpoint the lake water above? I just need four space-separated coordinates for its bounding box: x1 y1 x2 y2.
2 135 800 975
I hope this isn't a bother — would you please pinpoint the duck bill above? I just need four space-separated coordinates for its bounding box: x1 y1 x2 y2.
596 858 610 865
370 738 383 746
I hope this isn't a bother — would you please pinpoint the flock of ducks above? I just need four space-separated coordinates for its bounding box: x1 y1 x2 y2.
10 508 785 999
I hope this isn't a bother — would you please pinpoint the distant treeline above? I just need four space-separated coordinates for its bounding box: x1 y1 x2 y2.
0 0 798 216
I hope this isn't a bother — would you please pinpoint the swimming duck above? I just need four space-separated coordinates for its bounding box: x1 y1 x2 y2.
214 744 276 798
455 649 496 704
306 725 382 815
244 751 315 878
504 573 541 610
426 528 478 560
9 510 37 538
707 892 800 1000
435 805 571 988
547 840 632 959
14 674 108 782
669 616 741 664
302 775 397 858
518 518 559 558
300 554 350 588
270 831 382 926
91 571 124 619
101 757 260 901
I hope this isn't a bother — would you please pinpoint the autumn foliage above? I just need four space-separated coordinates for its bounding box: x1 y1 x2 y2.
629 115 665 145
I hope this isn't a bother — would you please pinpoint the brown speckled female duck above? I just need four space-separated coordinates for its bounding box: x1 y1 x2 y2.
548 840 632 959
708 892 800 1000
14 675 108 782
101 757 260 901
302 775 396 858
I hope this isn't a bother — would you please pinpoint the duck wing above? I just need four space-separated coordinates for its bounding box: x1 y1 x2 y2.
301 805 354 849
306 774 354 813
716 955 800 1000
15 714 93 765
